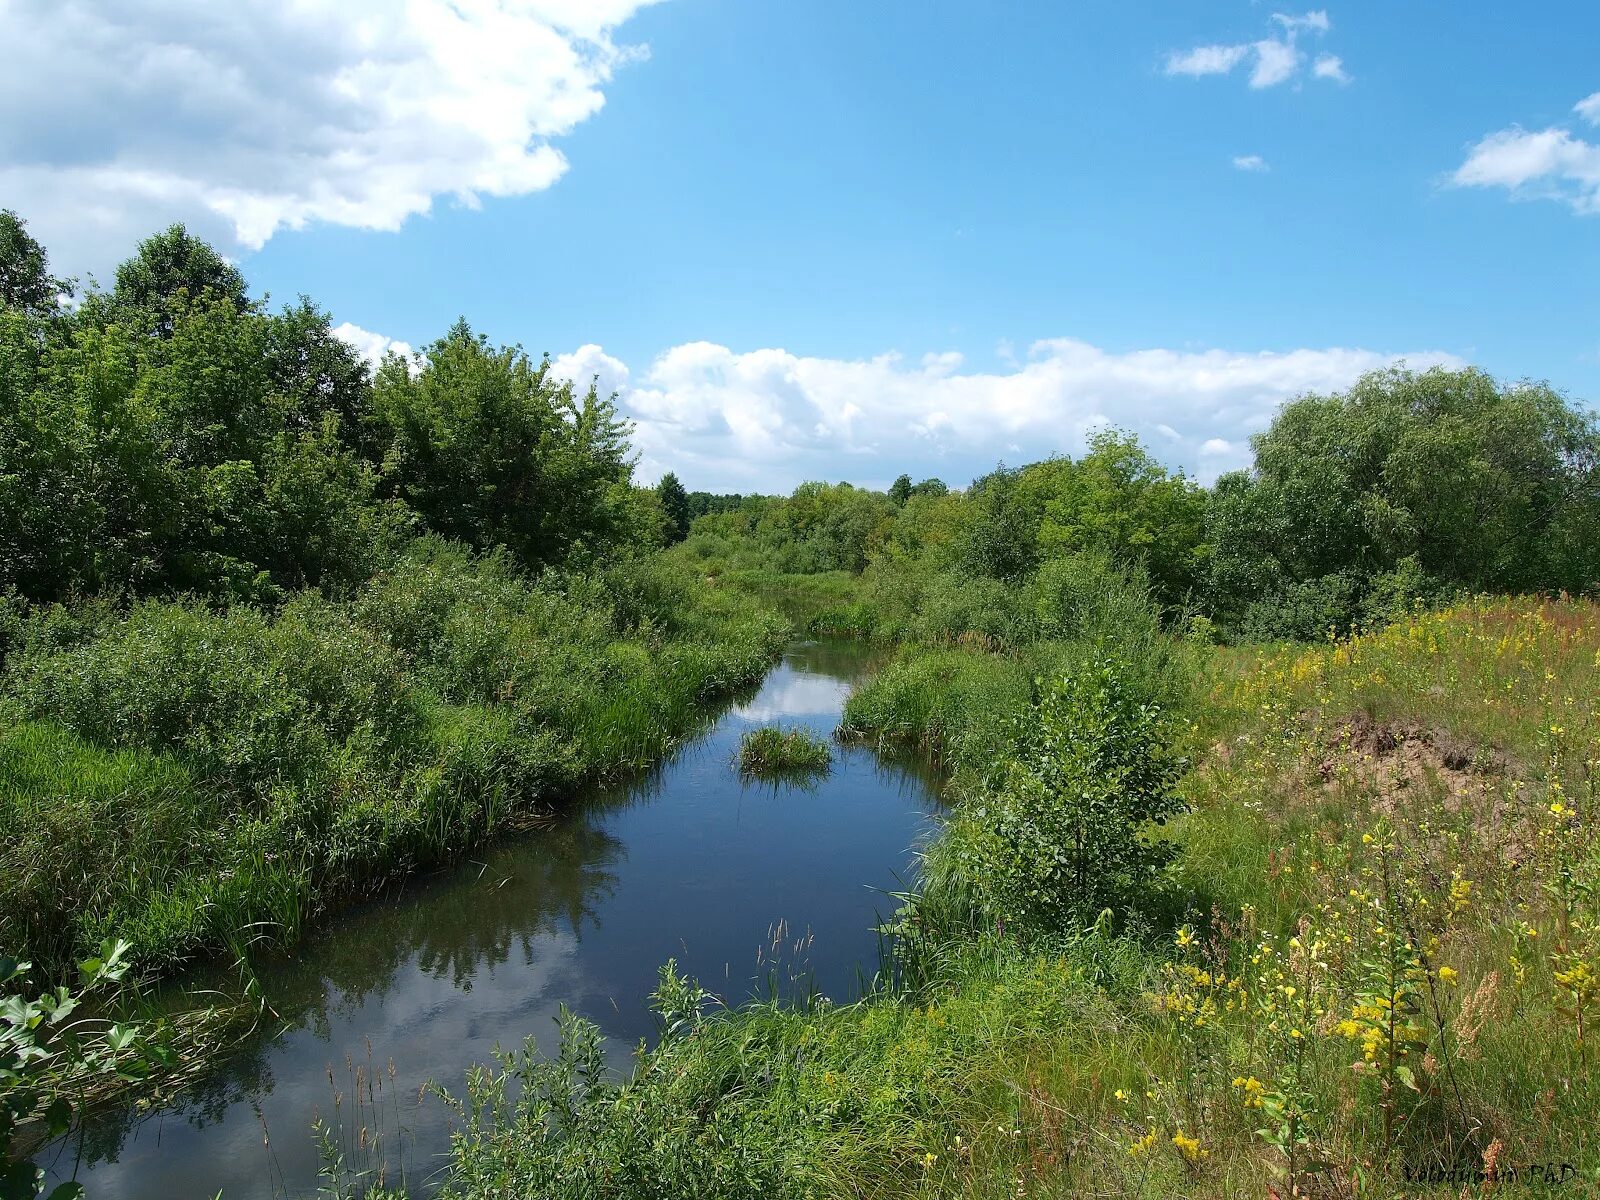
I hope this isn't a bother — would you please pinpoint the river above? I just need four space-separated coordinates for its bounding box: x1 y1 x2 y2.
44 638 944 1199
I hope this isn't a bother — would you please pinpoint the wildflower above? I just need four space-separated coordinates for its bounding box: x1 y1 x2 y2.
1438 966 1459 986
1113 1089 1128 1103
1128 1131 1158 1156
1231 1076 1265 1108
922 1152 937 1168
1175 926 1195 948
1171 1130 1207 1162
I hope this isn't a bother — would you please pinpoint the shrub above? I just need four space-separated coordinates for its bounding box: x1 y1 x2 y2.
942 657 1186 937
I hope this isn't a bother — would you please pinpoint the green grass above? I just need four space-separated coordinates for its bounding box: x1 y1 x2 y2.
737 726 833 776
0 540 790 981
399 596 1600 1200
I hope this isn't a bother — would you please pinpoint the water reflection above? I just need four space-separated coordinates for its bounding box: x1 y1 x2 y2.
48 640 943 1199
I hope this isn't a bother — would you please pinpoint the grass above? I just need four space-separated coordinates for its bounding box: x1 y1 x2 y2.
400 595 1600 1199
0 539 790 982
737 726 833 776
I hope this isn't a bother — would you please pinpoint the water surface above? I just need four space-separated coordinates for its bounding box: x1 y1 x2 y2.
50 638 942 1198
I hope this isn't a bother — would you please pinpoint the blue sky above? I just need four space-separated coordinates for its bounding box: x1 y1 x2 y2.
6 1 1597 492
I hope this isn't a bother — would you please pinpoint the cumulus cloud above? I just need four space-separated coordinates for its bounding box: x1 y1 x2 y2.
1165 44 1252 78
544 337 1463 490
1452 93 1600 215
1313 54 1351 83
333 322 414 368
1233 154 1270 172
1249 39 1302 88
1165 10 1343 91
0 0 661 278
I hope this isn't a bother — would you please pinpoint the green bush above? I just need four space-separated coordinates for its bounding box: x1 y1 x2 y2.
938 657 1186 937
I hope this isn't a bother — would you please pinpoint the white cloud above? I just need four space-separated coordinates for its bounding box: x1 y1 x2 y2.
333 322 414 368
1249 39 1302 88
1233 155 1270 172
1165 44 1252 78
1452 95 1600 215
549 343 632 400
547 337 1463 490
0 0 661 278
1166 10 1341 91
1272 10 1330 34
1313 54 1351 83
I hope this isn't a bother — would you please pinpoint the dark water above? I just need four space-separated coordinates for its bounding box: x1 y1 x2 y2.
46 639 943 1199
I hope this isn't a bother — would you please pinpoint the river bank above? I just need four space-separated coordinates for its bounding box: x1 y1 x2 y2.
40 638 945 1199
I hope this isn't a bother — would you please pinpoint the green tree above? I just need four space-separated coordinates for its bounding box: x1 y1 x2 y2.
110 224 250 338
958 657 1185 934
1024 431 1209 609
0 211 63 317
372 320 635 569
1207 366 1600 637
657 471 691 543
888 473 912 505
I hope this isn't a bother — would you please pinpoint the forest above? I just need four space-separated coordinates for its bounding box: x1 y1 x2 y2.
4 210 1600 1199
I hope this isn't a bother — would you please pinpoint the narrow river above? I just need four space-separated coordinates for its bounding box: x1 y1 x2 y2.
46 638 944 1199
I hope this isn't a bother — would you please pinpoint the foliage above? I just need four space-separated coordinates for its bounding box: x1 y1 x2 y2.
736 726 832 776
372 320 635 570
1208 367 1600 638
0 211 64 319
657 471 691 543
944 659 1186 936
1 940 172 1200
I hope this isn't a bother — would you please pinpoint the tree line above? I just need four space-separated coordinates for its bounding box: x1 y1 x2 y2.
672 385 1600 640
0 211 663 610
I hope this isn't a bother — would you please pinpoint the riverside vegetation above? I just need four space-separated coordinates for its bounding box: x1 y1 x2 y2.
4 206 1600 1198
737 726 833 777
0 213 785 1196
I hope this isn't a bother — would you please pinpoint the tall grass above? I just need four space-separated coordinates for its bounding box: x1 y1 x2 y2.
737 726 832 776
0 539 789 981
402 589 1600 1198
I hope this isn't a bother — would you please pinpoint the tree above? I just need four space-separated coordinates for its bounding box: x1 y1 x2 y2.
958 467 1039 581
1024 431 1209 610
111 224 250 338
1206 366 1600 637
0 210 62 317
909 477 949 499
888 473 912 505
657 471 691 543
372 320 635 569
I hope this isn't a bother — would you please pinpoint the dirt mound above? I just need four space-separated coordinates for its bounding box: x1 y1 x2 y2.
1318 714 1523 857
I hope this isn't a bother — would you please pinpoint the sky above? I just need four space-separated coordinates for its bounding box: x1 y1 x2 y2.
4 0 1597 492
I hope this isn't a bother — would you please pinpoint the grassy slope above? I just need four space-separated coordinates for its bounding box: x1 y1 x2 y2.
421 597 1599 1198
0 543 789 980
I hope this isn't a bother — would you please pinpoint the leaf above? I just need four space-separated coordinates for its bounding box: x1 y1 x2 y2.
1394 1064 1418 1092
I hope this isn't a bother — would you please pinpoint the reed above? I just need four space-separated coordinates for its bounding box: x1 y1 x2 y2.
736 726 833 776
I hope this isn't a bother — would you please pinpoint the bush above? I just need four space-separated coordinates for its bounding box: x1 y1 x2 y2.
939 657 1186 937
